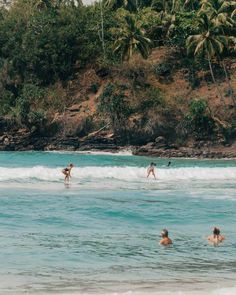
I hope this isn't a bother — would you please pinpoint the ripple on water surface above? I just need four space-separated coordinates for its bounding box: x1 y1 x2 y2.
0 152 235 294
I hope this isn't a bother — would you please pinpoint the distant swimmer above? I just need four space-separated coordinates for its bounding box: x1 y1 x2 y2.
207 227 225 245
159 229 173 246
147 162 156 179
62 163 74 182
167 161 171 167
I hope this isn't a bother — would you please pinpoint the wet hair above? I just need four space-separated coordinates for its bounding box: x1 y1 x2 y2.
150 162 156 166
213 227 220 236
161 229 169 238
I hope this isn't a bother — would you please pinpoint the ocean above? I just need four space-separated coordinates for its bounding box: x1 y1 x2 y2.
0 151 235 295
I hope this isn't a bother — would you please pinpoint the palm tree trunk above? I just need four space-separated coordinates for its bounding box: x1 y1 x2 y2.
207 53 225 106
99 0 106 61
221 60 235 106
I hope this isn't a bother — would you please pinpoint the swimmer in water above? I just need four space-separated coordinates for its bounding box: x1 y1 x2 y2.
147 162 156 179
159 229 173 246
62 163 74 182
207 227 225 245
167 161 171 167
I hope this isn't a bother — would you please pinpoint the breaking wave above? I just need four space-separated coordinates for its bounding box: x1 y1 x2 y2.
0 166 235 182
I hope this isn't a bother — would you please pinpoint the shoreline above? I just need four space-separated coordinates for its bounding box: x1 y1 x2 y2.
0 145 236 159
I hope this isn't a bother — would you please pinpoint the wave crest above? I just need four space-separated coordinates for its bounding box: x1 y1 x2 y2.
0 166 235 182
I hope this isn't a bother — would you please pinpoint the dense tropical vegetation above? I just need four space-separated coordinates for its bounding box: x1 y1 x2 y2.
0 0 235 148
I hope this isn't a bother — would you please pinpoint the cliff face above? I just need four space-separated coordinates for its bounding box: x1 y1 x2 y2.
0 47 235 157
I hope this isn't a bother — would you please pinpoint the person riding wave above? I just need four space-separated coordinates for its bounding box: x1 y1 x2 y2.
62 163 74 182
147 162 156 179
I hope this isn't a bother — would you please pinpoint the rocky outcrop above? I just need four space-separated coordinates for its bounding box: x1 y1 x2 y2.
0 129 235 158
133 141 236 158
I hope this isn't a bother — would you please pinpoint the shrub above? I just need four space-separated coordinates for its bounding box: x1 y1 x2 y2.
8 100 29 127
98 83 132 136
168 12 198 48
0 90 15 115
89 83 100 94
189 99 207 116
221 120 236 142
138 87 165 111
27 110 46 133
154 61 171 77
20 84 45 103
15 97 30 125
186 99 215 138
10 84 46 127
76 116 95 137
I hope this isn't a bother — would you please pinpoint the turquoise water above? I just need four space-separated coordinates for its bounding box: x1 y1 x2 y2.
0 151 236 294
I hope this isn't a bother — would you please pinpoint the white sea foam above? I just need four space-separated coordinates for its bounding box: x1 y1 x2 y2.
46 149 133 156
119 285 236 295
31 284 236 295
0 166 235 182
109 285 236 295
76 149 133 156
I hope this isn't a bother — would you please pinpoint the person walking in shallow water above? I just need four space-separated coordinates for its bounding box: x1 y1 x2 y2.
147 162 156 179
207 227 225 245
62 163 74 182
159 229 173 246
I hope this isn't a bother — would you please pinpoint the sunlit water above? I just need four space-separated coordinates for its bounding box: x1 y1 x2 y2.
0 151 236 294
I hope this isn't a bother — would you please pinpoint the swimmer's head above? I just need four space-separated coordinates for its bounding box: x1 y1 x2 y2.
161 229 169 238
150 162 156 166
213 227 220 236
69 163 74 167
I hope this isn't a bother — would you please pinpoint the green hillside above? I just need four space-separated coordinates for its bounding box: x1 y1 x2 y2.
0 0 235 153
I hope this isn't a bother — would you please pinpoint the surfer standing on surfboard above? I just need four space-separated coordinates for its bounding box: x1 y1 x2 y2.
62 163 74 182
147 162 156 179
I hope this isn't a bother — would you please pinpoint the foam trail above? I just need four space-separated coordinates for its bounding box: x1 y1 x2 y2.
50 284 236 295
46 149 133 156
76 149 133 156
0 166 235 182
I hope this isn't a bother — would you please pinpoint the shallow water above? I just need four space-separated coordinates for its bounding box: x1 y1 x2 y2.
0 151 235 294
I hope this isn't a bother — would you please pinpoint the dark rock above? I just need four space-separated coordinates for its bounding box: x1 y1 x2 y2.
145 142 155 148
78 144 119 152
155 136 166 144
166 144 178 149
154 136 166 148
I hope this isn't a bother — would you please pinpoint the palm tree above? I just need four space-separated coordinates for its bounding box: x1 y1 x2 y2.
33 0 81 10
0 0 11 7
232 7 236 17
99 0 106 60
113 15 152 61
199 0 235 27
150 0 175 41
33 0 50 10
105 0 137 12
218 35 236 105
183 0 200 11
186 13 228 105
199 0 236 105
